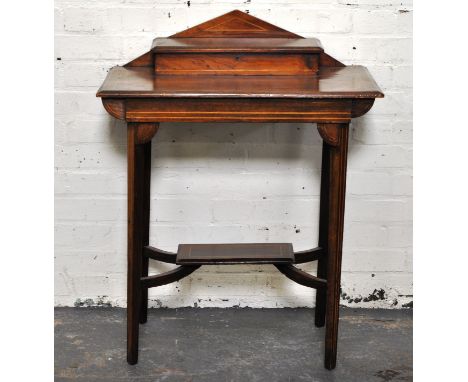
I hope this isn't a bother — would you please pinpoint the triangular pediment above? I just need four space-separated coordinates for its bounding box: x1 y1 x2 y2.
170 10 302 38
207 17 265 33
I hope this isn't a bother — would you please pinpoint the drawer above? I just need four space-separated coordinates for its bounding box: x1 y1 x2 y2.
154 52 319 76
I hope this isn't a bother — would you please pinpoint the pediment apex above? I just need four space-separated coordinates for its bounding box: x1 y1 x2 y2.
170 10 302 38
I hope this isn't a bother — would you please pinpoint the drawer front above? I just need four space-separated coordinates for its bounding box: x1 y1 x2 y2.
154 52 319 76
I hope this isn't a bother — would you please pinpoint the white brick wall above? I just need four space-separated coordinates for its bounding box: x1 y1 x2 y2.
54 0 413 309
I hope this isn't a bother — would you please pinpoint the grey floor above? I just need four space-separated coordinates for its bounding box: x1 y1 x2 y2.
55 308 412 382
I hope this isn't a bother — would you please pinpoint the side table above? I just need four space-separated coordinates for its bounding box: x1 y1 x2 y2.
96 10 384 370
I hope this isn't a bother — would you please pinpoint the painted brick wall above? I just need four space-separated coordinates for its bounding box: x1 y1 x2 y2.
54 0 413 309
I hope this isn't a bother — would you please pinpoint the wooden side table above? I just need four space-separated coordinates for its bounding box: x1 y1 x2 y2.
96 10 383 370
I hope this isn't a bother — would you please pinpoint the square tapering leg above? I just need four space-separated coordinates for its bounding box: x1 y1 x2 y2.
127 123 145 365
317 123 349 370
127 122 159 364
315 141 331 328
139 141 152 324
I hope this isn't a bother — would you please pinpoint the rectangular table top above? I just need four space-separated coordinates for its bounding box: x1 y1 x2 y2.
96 66 384 99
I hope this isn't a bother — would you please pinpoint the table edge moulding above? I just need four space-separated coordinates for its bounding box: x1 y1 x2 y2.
96 9 384 371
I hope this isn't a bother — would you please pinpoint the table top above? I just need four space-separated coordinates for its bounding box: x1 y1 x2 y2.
96 65 383 99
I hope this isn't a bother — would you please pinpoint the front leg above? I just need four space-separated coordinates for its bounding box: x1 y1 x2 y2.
126 122 158 364
317 123 350 370
139 140 152 324
315 140 330 327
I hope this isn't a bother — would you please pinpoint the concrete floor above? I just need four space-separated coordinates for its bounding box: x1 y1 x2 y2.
55 308 412 382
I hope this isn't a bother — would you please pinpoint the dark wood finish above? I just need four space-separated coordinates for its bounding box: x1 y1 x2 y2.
126 123 145 364
140 265 200 289
320 52 345 68
152 37 321 76
293 247 324 264
176 243 294 265
315 141 331 328
96 9 383 371
144 245 324 265
139 140 151 325
135 123 159 144
351 98 376 118
143 246 177 264
320 123 350 370
101 98 125 119
170 10 302 38
97 66 383 99
318 124 342 146
126 98 353 123
154 53 319 76
275 264 327 289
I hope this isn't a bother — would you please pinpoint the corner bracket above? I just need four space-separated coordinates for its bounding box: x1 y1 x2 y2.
129 123 160 144
102 99 125 120
317 124 343 146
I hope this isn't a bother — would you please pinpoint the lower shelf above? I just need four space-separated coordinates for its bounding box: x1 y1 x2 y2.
176 243 294 265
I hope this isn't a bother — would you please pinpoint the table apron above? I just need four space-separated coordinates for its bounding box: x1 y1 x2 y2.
125 98 353 123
